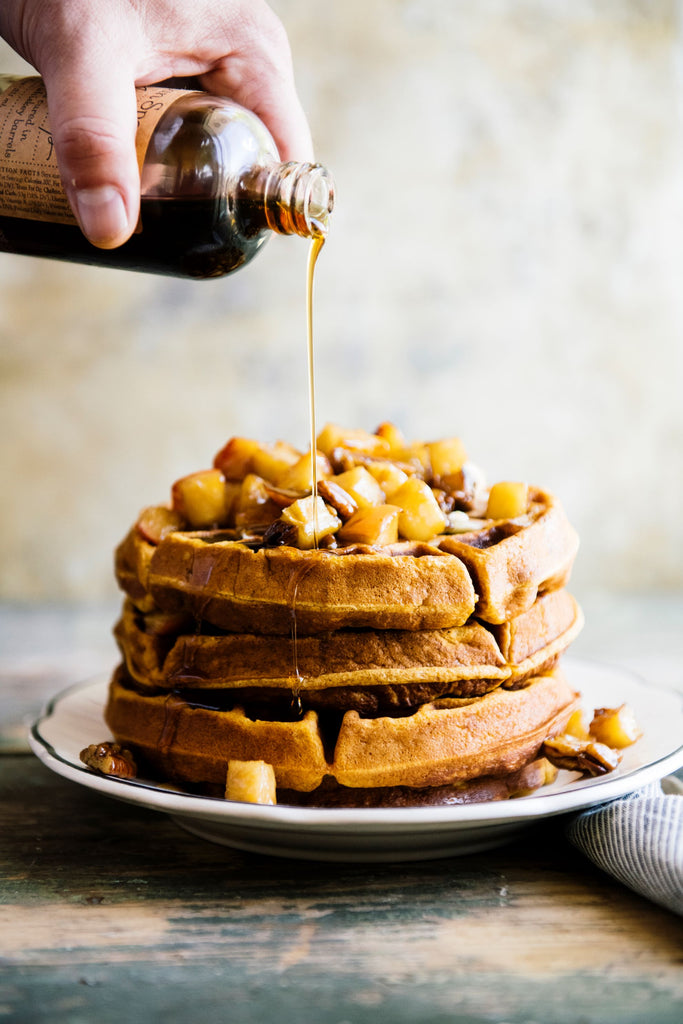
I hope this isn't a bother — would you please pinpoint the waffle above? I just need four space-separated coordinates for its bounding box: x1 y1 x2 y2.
115 486 577 633
105 666 579 792
98 424 588 806
113 589 582 712
116 527 478 634
436 488 579 624
279 758 555 807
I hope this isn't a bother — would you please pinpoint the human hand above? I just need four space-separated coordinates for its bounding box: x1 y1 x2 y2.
0 0 313 248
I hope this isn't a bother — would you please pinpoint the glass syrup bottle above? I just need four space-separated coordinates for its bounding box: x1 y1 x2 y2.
0 77 334 278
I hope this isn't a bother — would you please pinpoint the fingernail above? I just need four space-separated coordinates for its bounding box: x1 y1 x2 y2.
74 185 129 247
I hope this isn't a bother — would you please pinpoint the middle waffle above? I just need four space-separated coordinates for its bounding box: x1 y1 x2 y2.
115 588 583 714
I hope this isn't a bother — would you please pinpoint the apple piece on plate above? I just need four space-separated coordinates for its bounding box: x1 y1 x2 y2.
225 760 276 805
590 705 642 748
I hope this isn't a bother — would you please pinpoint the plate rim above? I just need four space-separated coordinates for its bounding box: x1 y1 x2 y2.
28 659 683 833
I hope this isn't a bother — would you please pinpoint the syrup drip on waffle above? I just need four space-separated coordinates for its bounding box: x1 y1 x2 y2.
158 691 187 760
287 560 317 718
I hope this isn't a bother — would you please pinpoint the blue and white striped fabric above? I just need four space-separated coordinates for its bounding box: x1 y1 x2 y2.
566 776 683 916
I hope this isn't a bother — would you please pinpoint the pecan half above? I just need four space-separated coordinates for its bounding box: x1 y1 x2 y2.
80 742 137 779
542 734 621 777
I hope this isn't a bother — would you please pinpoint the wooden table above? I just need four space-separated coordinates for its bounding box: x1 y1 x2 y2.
2 599 682 1023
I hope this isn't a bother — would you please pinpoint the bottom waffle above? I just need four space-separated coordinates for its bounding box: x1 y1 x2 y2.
279 758 555 807
105 666 579 795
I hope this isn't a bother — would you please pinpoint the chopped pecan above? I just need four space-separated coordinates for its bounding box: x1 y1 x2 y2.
542 734 620 777
432 488 456 514
80 742 137 779
317 479 358 521
262 518 299 547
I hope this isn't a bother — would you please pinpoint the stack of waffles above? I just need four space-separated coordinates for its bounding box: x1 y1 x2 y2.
105 424 585 806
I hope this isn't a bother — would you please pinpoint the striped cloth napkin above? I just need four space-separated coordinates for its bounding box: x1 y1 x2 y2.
566 774 683 915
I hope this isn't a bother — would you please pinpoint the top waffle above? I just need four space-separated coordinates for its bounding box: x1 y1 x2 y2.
115 424 579 632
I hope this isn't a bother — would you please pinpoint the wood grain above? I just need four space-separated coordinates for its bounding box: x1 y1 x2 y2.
1 757 681 1024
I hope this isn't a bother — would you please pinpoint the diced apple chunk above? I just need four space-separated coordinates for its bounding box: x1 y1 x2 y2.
590 705 642 748
337 505 400 546
392 477 448 541
317 423 390 458
235 474 282 532
333 466 386 508
486 481 529 520
278 451 332 493
280 495 341 548
365 461 409 498
171 469 231 529
427 437 467 479
225 760 276 805
375 421 406 453
213 437 261 480
565 708 590 741
396 441 430 474
252 441 302 485
136 505 185 544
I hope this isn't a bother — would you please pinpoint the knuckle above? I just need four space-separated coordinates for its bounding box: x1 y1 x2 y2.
56 115 126 159
53 115 130 182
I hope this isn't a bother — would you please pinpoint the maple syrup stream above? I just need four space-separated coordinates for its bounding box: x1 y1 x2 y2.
290 231 326 714
307 232 325 546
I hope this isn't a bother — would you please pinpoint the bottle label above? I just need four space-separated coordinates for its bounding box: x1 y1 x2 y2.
0 78 187 224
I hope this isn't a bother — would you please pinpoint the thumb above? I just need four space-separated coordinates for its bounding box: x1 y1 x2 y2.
42 60 141 249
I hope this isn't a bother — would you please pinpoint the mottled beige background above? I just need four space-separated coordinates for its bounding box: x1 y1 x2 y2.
1 0 681 603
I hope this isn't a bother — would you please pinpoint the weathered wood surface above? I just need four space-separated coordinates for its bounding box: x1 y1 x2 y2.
1 599 682 1024
1 756 682 1024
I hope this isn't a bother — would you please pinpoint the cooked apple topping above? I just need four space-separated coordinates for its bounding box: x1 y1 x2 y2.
225 759 277 805
486 481 529 520
172 468 235 529
337 505 400 546
589 704 642 748
392 477 448 541
147 424 565 551
280 495 341 549
334 466 386 508
564 708 591 741
426 437 467 481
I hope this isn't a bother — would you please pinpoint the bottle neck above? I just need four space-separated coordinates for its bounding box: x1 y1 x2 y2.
239 162 335 239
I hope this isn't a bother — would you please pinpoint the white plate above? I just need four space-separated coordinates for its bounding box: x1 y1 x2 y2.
29 659 683 863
